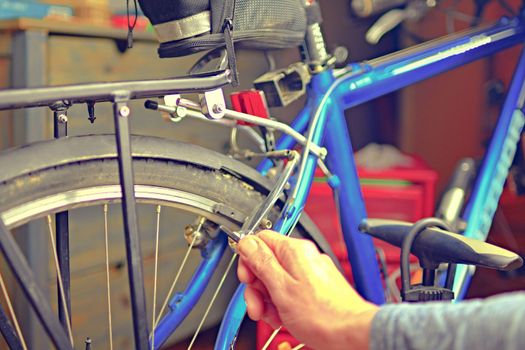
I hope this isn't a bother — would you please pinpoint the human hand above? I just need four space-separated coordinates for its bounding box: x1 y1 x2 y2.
237 230 379 350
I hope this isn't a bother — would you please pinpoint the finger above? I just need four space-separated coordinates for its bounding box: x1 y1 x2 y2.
258 230 319 255
256 230 289 248
248 279 271 301
237 258 256 284
261 302 282 330
321 253 336 267
239 258 273 301
245 285 265 321
237 235 291 293
258 230 321 278
256 230 298 270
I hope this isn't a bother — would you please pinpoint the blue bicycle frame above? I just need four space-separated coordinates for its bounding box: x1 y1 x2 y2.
153 16 525 350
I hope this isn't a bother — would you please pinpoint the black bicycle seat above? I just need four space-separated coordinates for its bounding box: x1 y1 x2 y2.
359 218 523 271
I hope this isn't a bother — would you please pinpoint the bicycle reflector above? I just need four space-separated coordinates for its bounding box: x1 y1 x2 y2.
230 90 270 126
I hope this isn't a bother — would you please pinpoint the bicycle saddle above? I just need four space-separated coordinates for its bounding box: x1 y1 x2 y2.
359 218 523 271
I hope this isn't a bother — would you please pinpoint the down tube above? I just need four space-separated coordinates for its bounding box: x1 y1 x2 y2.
323 102 386 304
454 46 525 299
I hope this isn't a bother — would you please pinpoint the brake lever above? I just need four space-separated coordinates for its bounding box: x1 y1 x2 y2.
366 9 409 44
365 0 431 44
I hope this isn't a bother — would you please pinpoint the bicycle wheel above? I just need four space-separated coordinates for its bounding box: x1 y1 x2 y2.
0 134 336 349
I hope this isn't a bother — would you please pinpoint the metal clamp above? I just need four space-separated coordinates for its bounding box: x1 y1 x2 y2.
200 88 226 119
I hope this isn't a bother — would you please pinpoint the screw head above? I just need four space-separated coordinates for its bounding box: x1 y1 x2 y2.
212 104 225 114
57 114 68 123
119 105 131 117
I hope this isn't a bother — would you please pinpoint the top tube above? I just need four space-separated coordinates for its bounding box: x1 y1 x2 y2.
333 17 525 110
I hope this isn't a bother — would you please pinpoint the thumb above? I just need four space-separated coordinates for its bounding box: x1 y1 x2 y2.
237 235 291 294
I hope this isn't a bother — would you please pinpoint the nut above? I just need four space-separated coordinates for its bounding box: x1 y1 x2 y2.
212 104 225 114
184 222 207 247
57 114 68 123
119 105 131 117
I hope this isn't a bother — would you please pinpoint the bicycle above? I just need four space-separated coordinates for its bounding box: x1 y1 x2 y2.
0 0 523 349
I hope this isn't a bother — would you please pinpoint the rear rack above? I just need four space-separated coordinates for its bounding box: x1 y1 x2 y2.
0 70 231 110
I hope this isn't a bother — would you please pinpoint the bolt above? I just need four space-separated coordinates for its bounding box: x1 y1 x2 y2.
175 106 188 118
85 337 92 350
57 114 68 124
87 102 96 124
212 104 225 114
261 219 273 230
228 237 239 252
319 147 328 159
119 105 131 117
184 224 204 247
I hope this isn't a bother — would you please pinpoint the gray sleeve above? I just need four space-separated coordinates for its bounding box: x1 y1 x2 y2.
370 292 525 350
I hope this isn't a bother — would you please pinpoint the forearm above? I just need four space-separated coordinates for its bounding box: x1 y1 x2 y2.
370 292 525 350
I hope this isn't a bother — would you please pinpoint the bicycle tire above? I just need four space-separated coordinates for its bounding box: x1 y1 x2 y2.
0 134 337 349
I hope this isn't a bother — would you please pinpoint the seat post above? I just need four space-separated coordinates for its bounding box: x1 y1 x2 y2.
303 1 330 65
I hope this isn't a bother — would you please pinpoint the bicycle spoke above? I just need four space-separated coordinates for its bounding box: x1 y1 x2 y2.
55 211 71 331
187 254 237 350
151 205 162 350
103 205 113 350
151 234 197 334
0 271 27 350
46 216 74 346
261 326 282 350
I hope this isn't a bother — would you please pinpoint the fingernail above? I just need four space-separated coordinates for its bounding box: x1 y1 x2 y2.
238 236 258 257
